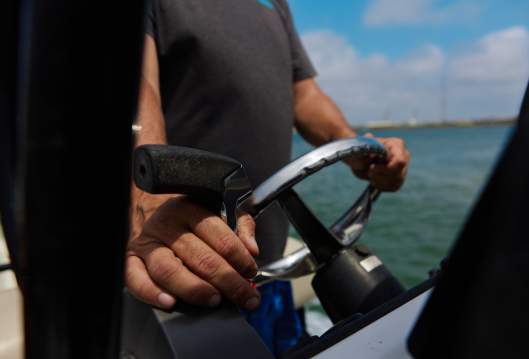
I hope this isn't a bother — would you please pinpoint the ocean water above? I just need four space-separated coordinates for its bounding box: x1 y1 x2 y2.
0 126 513 333
291 126 513 332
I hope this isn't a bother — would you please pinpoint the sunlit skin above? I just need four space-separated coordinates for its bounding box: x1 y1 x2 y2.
126 35 410 310
293 79 409 192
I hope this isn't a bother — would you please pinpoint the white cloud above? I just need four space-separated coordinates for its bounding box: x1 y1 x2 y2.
301 27 529 124
364 0 480 27
446 26 529 119
450 27 529 83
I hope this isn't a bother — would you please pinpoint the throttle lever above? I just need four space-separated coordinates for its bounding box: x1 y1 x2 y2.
134 144 252 229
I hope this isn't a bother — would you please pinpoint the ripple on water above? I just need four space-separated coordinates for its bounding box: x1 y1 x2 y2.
291 126 511 322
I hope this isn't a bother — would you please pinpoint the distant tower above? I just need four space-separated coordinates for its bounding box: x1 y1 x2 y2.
383 106 391 122
440 68 447 123
409 109 418 126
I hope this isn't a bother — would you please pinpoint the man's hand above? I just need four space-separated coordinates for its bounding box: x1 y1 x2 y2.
292 79 409 191
129 35 261 311
347 134 410 192
126 195 261 311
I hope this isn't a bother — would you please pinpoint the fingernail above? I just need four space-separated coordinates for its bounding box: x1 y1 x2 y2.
157 292 176 309
244 296 261 311
208 294 222 308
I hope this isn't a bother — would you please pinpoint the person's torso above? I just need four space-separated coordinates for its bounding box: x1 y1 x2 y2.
152 0 295 186
151 0 298 263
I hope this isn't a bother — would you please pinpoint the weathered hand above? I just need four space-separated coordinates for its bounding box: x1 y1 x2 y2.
347 134 410 192
126 195 261 311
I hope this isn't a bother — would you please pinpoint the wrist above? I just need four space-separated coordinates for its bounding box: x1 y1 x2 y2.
130 192 181 240
331 126 357 141
138 192 180 210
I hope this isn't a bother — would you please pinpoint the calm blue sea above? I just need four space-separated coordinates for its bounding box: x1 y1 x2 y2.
291 126 513 288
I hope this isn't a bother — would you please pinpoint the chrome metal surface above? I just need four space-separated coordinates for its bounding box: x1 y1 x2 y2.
240 137 386 216
330 185 381 246
222 167 253 229
253 246 319 286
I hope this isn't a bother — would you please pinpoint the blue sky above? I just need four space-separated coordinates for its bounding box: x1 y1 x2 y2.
288 0 529 124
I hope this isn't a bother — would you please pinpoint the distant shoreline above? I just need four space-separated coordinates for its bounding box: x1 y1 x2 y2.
357 117 516 131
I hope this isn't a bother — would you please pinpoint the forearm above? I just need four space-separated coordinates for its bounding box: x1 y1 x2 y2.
134 34 166 147
293 79 357 146
293 80 410 193
135 78 167 146
130 35 171 238
130 79 173 237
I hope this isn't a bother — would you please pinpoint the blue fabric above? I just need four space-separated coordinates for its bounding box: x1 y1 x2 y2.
242 281 302 355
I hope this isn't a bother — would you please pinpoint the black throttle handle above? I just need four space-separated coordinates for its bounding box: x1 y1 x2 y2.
133 145 251 226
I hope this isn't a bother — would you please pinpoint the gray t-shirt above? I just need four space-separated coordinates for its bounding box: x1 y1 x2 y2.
146 0 316 264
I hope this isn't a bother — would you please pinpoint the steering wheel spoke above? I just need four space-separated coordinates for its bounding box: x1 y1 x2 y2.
331 185 380 246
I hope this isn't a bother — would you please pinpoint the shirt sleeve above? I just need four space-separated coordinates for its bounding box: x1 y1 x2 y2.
274 0 317 82
144 0 155 37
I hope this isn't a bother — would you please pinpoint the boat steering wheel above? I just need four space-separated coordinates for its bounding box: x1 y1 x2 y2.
241 138 386 285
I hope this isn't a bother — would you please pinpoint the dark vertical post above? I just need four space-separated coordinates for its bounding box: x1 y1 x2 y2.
15 0 145 357
408 83 529 358
0 0 20 275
